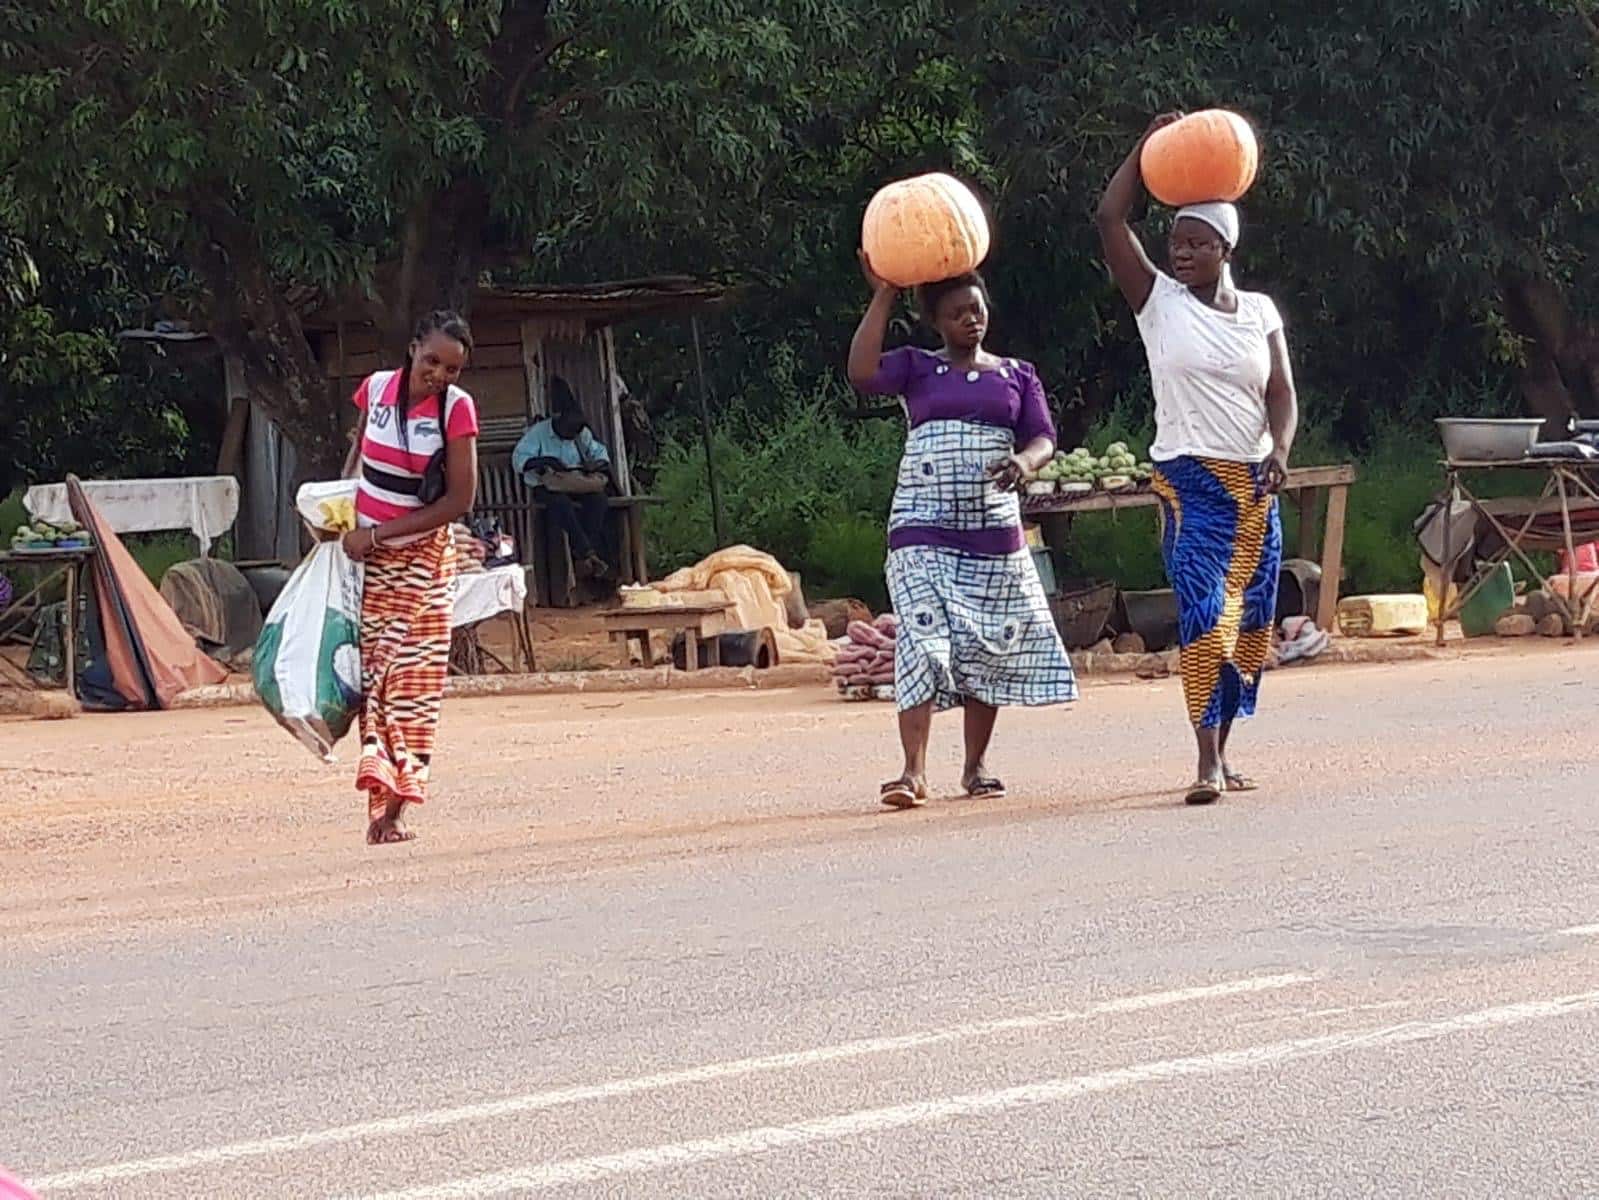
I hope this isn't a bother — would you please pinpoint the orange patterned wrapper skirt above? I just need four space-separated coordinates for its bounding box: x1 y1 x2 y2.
356 528 457 822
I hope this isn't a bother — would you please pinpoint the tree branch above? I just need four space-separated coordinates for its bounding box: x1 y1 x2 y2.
1578 3 1599 43
503 29 581 122
530 87 602 132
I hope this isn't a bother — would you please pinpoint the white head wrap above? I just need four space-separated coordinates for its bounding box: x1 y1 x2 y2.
1174 201 1240 248
1174 202 1239 289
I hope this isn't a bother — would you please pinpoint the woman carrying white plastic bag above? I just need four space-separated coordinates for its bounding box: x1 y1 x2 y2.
341 311 478 846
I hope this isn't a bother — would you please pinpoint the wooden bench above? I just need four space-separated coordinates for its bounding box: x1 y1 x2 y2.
533 495 663 594
473 453 662 607
598 603 729 670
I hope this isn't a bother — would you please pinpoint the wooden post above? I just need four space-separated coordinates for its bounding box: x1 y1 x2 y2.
626 505 648 583
520 318 545 417
601 326 632 496
691 315 727 548
1316 483 1349 634
215 353 251 476
1297 487 1322 561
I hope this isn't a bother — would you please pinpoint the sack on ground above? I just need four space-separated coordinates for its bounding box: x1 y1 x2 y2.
253 542 363 761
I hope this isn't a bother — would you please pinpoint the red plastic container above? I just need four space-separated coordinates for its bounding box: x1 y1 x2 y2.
1559 541 1599 574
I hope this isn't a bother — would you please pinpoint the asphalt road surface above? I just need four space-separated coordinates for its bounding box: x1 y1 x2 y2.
5 645 1599 1197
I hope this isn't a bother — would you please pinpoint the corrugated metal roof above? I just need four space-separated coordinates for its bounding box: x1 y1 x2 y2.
302 275 735 330
120 276 736 341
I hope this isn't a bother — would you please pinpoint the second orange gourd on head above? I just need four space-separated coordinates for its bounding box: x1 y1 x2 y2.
1140 110 1259 207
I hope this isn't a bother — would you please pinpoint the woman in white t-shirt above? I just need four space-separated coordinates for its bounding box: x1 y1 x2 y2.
1096 112 1299 806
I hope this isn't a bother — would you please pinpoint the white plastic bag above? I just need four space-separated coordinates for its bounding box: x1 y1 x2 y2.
253 542 364 761
296 479 360 534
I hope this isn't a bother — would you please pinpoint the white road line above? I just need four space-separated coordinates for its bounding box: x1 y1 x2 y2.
1556 924 1599 938
348 989 1599 1200
30 973 1308 1194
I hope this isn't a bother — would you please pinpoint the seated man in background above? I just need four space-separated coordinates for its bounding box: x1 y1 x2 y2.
512 377 617 581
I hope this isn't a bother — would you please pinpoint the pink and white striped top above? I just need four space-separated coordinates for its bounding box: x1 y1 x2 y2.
353 369 479 544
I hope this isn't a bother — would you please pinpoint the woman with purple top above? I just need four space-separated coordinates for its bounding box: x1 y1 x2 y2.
848 253 1077 809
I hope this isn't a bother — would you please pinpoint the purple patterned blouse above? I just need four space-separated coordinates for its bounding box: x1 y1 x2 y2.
857 346 1056 556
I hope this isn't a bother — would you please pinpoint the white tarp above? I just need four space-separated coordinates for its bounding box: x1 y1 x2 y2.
27 476 240 555
452 564 527 629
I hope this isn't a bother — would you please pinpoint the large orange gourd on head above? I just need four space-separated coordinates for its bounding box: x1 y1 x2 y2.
861 173 991 288
1140 110 1259 207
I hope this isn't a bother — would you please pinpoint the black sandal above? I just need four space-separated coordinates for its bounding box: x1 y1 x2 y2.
964 777 1007 800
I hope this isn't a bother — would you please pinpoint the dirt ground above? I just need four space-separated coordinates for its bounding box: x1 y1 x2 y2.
3 638 1596 953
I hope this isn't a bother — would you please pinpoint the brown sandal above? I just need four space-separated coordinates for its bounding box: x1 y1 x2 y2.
880 779 928 809
366 820 417 845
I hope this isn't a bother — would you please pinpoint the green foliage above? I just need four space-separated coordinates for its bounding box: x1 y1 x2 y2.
647 358 900 606
6 1 1599 597
0 0 959 475
805 515 890 614
0 222 212 488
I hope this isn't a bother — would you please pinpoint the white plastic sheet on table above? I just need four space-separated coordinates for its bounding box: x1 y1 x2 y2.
25 476 241 555
451 564 528 630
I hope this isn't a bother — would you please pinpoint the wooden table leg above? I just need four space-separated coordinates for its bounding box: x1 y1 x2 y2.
683 628 700 671
1556 468 1582 639
1316 484 1349 635
63 561 78 699
705 629 721 668
515 607 536 672
611 629 636 667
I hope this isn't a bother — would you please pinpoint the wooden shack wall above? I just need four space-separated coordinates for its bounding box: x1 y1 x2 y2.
309 319 632 494
312 321 532 426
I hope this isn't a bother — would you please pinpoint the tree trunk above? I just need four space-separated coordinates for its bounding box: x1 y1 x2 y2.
372 179 491 366
189 197 346 481
1501 273 1599 433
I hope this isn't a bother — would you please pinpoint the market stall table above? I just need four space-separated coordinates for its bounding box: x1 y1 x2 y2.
1023 464 1356 633
1433 457 1599 644
599 603 729 670
449 564 534 675
0 547 93 698
25 476 240 555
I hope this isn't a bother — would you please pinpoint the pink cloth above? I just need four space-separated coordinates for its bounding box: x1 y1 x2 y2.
0 1167 39 1200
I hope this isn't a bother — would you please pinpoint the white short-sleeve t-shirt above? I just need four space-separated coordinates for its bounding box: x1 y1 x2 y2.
1136 272 1283 464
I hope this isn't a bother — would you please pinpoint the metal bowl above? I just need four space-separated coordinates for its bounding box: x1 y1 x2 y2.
1435 418 1544 463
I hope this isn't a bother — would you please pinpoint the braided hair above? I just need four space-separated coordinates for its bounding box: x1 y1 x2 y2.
396 309 474 446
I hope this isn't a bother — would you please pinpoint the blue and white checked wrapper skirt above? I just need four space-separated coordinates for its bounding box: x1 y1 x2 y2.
886 544 1078 713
